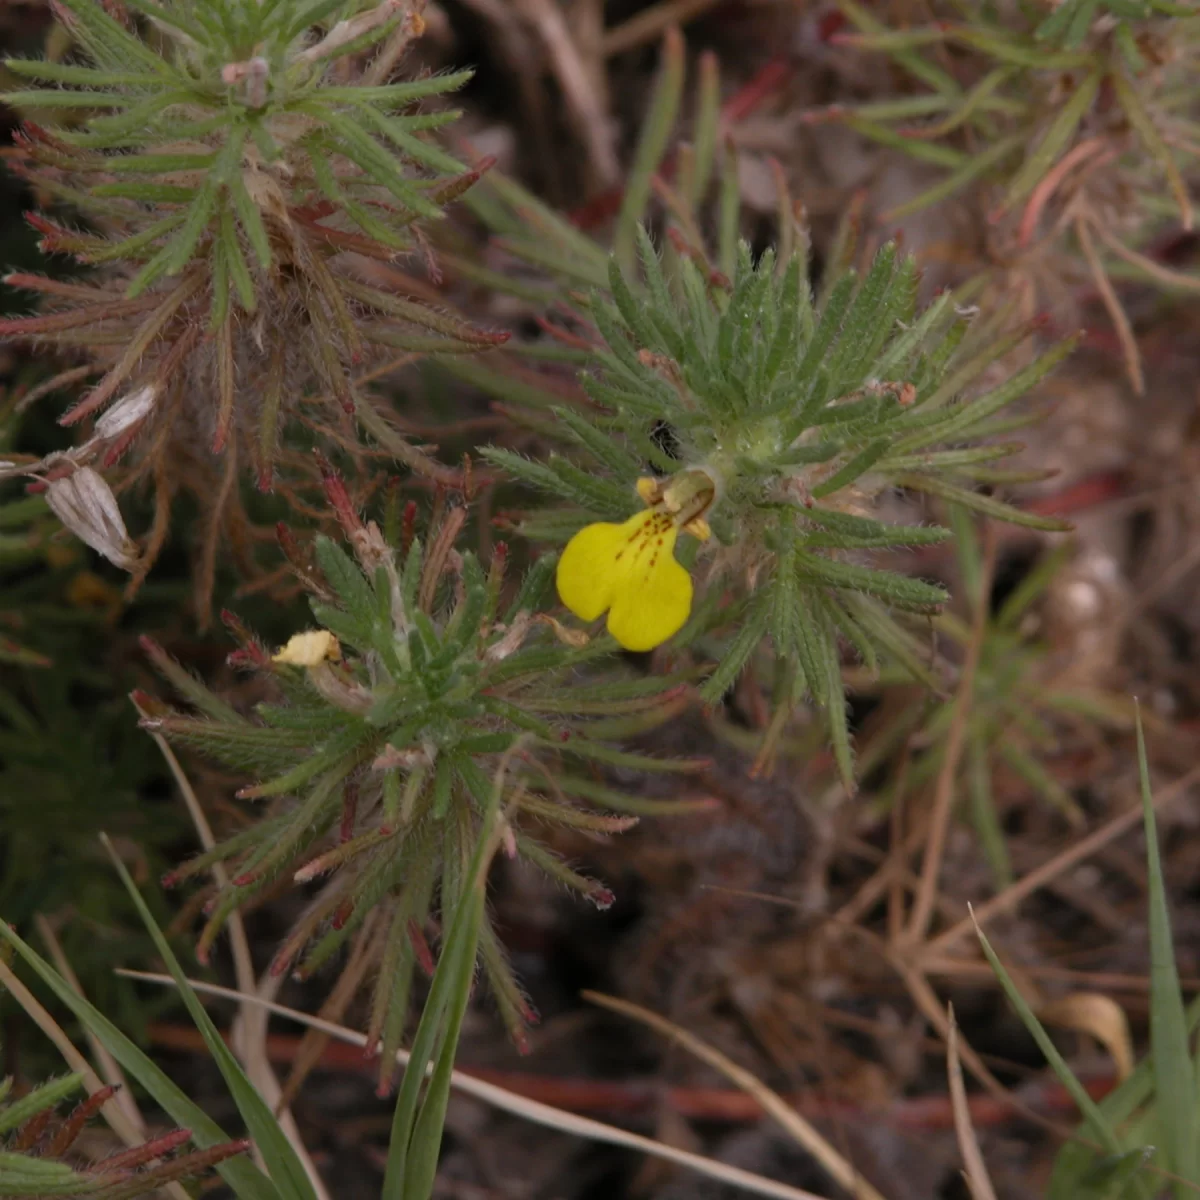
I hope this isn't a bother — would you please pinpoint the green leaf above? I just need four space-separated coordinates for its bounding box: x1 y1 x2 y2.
318 72 475 109
810 439 892 500
843 115 968 166
383 776 499 1200
897 473 1073 532
114 0 208 40
903 334 1078 443
558 738 707 772
885 133 1025 219
32 0 175 75
717 137 740 279
306 144 410 251
165 127 246 276
1079 1148 1156 1197
803 507 951 549
975 915 1123 1157
1136 710 1199 1192
614 30 684 273
4 59 162 86
696 600 768 700
843 593 944 691
796 550 949 611
824 244 910 391
278 0 352 41
0 1152 94 1195
400 888 482 1199
219 205 258 313
0 90 134 108
228 171 273 270
836 0 962 94
790 273 857 422
1111 69 1192 229
550 406 642 478
811 594 855 786
101 837 319 1199
1002 71 1101 209
314 536 378 636
315 110 442 219
0 1073 83 1134
685 51 720 209
353 107 467 176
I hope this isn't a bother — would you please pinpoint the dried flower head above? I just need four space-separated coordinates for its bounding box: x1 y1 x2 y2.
43 462 140 571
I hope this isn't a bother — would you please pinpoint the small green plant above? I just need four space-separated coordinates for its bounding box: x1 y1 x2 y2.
825 0 1200 391
484 232 1073 784
140 463 701 1080
977 715 1200 1198
2 835 321 1200
845 508 1134 883
430 36 1075 784
0 1068 246 1198
0 0 503 591
1 804 520 1200
829 0 1197 229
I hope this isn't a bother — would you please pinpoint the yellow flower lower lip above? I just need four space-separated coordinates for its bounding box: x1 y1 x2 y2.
555 509 693 652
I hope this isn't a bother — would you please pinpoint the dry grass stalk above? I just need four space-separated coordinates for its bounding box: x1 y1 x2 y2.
945 1006 998 1200
118 971 838 1200
136 700 330 1200
582 990 889 1200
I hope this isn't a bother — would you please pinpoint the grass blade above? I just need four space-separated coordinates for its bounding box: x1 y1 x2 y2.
0 923 275 1200
973 908 1122 1157
97 835 319 1200
615 27 685 275
1135 709 1198 1193
382 768 506 1200
1001 71 1101 210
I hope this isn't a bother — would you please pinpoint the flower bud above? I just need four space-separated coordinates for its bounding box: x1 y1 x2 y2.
95 384 158 441
298 1 416 64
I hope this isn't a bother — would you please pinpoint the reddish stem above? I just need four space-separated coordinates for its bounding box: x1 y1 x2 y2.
145 1022 1117 1132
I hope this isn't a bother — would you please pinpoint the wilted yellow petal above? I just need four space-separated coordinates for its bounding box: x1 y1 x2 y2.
537 614 592 647
1037 992 1134 1080
273 629 340 666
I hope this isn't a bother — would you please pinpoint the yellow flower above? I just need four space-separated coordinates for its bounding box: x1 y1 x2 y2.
556 509 692 652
